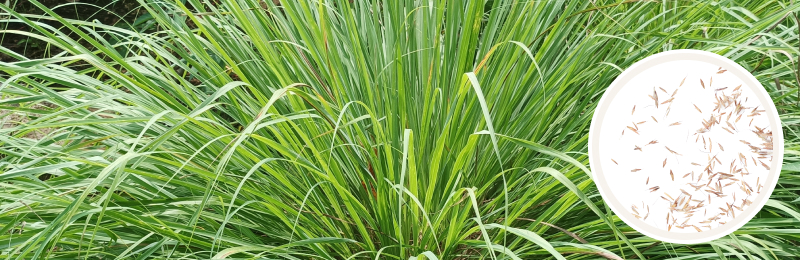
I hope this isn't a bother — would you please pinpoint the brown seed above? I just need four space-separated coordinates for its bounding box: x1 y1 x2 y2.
726 121 736 131
663 158 667 168
700 79 705 89
669 122 681 126
611 159 618 165
651 116 658 123
680 76 686 87
693 225 702 232
670 170 674 181
722 127 734 134
717 69 727 74
632 169 642 172
693 104 702 113
650 88 659 108
665 146 682 156
660 87 668 93
733 84 741 91
646 177 650 185
718 143 724 151
760 161 770 170
672 89 678 97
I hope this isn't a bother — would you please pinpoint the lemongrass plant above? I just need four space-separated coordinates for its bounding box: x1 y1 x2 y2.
1 0 800 259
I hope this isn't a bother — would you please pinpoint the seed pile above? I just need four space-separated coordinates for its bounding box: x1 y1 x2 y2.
611 67 773 233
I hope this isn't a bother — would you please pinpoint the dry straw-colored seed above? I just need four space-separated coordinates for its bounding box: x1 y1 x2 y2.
621 71 772 233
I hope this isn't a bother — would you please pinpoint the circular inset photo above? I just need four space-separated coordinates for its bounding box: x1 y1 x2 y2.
588 49 783 244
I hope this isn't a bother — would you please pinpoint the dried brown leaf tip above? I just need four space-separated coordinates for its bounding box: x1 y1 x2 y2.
632 169 642 172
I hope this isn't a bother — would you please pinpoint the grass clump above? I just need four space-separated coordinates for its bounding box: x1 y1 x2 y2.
1 0 800 259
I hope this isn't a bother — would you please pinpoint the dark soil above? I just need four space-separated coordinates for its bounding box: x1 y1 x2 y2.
1 0 146 62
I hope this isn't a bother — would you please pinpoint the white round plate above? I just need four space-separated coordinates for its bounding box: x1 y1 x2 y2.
588 49 783 244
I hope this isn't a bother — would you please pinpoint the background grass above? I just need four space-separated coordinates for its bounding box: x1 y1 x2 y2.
1 0 800 259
